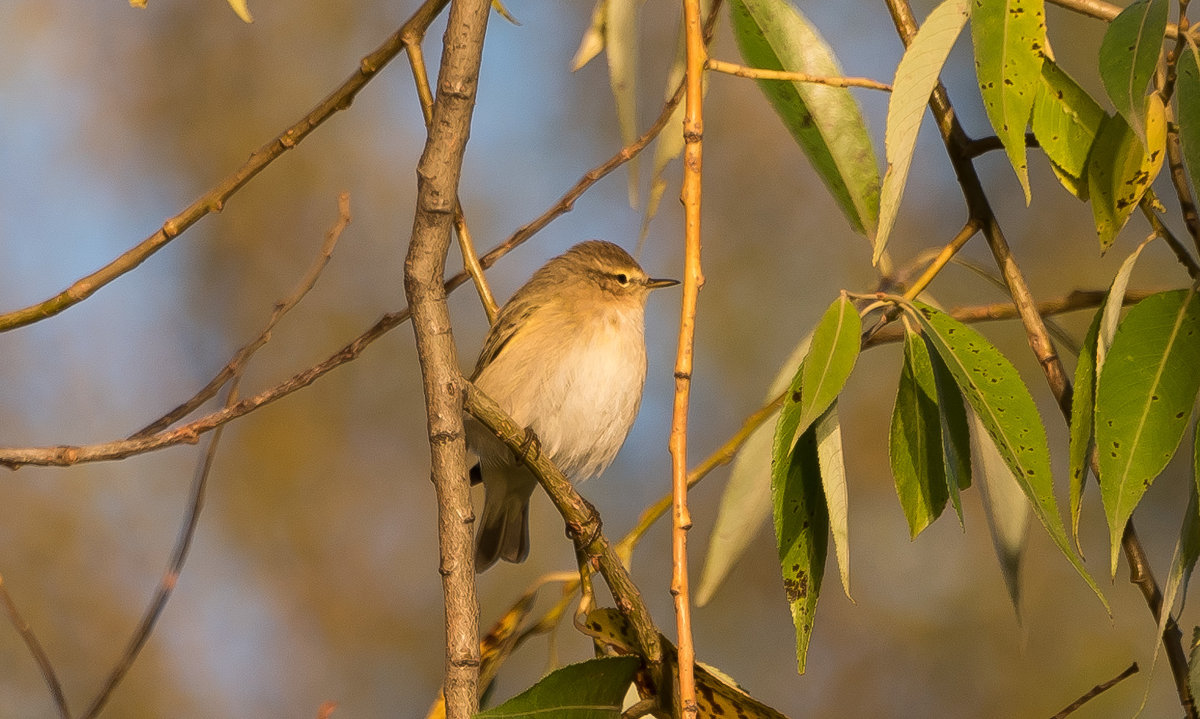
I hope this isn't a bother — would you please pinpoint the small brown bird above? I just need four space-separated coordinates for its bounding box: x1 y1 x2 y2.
466 241 678 571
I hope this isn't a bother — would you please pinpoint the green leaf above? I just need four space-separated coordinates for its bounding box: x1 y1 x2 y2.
1098 0 1168 146
729 0 881 241
1032 61 1105 183
1096 287 1200 576
697 333 812 606
929 337 973 523
1178 42 1200 200
772 396 828 674
605 0 640 208
815 402 851 598
889 331 951 538
786 295 862 453
909 301 1107 608
1190 627 1200 702
970 0 1047 203
1068 307 1102 549
474 656 640 718
972 409 1030 615
1086 97 1167 251
876 0 971 264
1151 480 1200 684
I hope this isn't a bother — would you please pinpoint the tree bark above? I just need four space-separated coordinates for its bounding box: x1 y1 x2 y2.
403 1 490 716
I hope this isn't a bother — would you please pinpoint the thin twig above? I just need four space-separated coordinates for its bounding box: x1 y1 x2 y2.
132 192 352 439
705 58 893 91
1049 662 1140 718
80 382 236 719
0 574 70 719
670 1 709 716
0 0 447 334
1047 0 1186 37
0 48 693 471
901 219 981 301
1139 199 1200 280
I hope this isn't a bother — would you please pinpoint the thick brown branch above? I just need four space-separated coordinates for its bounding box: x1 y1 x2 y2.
404 1 491 716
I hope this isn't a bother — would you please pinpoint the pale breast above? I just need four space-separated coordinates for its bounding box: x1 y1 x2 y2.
472 304 648 481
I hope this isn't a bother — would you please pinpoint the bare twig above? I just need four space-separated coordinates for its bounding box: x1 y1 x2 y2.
670 2 709 716
0 574 70 719
81 383 235 719
0 48 693 471
133 193 352 439
1047 0 1186 37
403 0 492 714
1049 662 1139 719
705 59 892 91
0 1 446 334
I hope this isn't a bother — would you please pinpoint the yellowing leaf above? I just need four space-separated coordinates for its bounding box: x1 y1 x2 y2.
226 0 252 23
1087 95 1167 251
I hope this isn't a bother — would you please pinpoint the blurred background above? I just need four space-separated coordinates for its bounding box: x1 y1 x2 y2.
0 0 1196 716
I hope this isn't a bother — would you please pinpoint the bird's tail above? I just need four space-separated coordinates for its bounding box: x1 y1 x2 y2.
475 469 534 571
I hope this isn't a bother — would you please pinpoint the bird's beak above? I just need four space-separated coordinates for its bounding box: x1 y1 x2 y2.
646 277 680 289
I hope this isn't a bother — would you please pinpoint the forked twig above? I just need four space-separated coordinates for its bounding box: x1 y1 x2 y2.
0 574 70 719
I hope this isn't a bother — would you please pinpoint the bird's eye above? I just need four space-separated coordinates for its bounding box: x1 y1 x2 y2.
615 273 630 285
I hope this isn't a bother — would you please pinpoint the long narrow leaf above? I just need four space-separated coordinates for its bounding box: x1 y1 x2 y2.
970 0 1047 203
474 656 640 718
729 0 881 241
910 301 1107 608
697 334 813 606
605 0 639 207
772 394 828 674
815 402 851 598
1068 308 1102 548
1178 42 1200 199
972 409 1030 615
875 0 970 263
787 294 861 452
1031 60 1105 198
1098 0 1168 146
1096 287 1200 575
928 336 972 523
890 331 951 537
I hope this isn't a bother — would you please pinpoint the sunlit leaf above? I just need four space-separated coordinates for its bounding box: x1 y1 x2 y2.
729 0 881 241
1098 0 1168 145
1068 308 1102 549
1032 60 1105 183
1096 287 1200 576
910 301 1107 608
889 331 951 538
815 403 851 598
571 0 607 71
697 334 812 606
785 294 861 453
490 0 521 26
474 656 639 718
226 0 253 22
970 0 1047 203
1087 96 1167 251
972 409 1030 615
1178 42 1200 199
605 0 639 207
876 0 970 263
772 399 827 674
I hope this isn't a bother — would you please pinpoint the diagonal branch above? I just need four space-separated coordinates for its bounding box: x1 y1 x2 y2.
0 0 447 334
